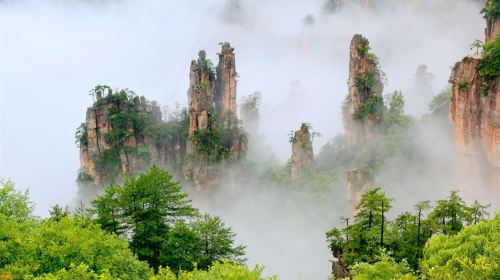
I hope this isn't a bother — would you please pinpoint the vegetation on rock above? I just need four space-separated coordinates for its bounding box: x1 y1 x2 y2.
477 36 500 96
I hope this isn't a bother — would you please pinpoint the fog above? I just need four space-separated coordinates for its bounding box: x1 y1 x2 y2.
0 0 492 279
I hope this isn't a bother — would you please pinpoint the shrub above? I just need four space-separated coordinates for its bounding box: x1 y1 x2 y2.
477 36 500 96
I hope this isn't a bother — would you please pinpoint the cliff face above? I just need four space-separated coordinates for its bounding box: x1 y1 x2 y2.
78 87 183 186
343 34 384 146
450 4 500 193
290 123 314 180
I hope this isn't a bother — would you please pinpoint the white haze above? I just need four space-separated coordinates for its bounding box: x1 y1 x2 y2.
0 0 494 279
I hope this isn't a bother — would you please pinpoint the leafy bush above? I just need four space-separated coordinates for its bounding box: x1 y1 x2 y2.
152 261 276 280
350 252 417 280
0 180 32 221
420 213 500 279
477 36 500 96
481 0 500 20
0 215 151 279
428 87 451 115
457 81 469 93
354 95 384 120
355 71 376 94
74 123 88 148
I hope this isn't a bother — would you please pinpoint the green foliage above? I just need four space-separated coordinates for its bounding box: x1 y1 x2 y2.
0 215 151 279
481 0 500 20
350 251 417 280
420 213 500 279
354 95 383 120
152 261 276 280
91 166 245 272
78 86 187 184
76 172 93 184
326 228 344 257
428 190 474 235
188 111 243 165
90 185 124 234
190 128 224 163
355 71 376 94
0 180 32 222
190 214 246 269
357 38 370 57
388 91 404 116
469 39 484 54
49 204 70 222
428 87 451 115
120 166 196 268
326 190 492 275
74 123 88 148
201 59 215 77
162 215 246 272
457 81 469 93
95 149 122 184
33 263 112 280
477 36 500 96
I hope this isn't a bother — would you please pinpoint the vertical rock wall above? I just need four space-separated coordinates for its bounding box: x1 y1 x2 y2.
216 42 238 129
450 2 500 193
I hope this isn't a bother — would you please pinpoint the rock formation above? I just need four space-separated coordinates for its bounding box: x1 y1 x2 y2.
78 86 184 186
342 34 383 215
343 34 384 146
290 123 314 180
183 44 247 190
183 50 219 190
78 43 246 191
450 1 500 193
216 42 238 129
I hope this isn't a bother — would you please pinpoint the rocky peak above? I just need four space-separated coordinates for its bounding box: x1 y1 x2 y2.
183 44 247 190
290 123 314 180
343 34 384 146
187 50 216 136
342 34 384 216
216 42 238 129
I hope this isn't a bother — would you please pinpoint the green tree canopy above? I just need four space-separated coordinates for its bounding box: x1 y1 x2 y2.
0 180 33 221
421 213 500 279
0 215 151 279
